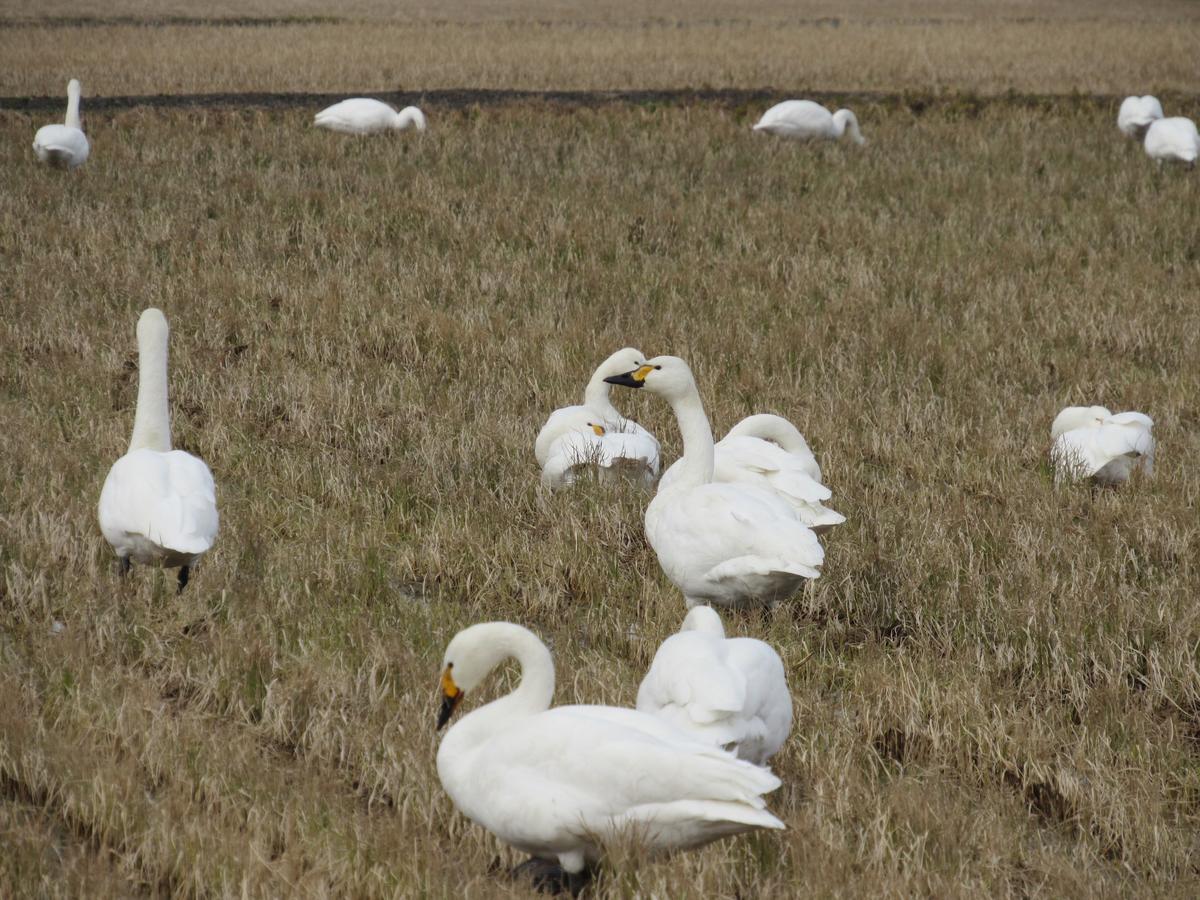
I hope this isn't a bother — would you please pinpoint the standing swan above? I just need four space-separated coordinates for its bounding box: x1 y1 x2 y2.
606 357 824 609
1117 95 1164 139
313 99 427 135
1144 117 1200 166
752 100 866 145
33 79 89 169
1050 406 1155 486
98 309 219 591
436 621 784 886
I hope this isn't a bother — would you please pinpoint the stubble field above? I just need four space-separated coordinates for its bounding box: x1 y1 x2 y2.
2 2 1200 897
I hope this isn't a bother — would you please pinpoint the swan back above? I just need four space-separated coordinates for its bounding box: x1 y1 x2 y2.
1050 405 1111 441
832 108 866 145
1144 117 1200 164
725 414 818 474
752 100 833 139
1118 95 1163 138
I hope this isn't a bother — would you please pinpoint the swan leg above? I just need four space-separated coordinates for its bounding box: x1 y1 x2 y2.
177 565 190 593
511 858 593 896
118 556 131 577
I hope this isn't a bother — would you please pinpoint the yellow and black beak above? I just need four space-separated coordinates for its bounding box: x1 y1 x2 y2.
436 665 463 731
590 423 606 436
604 364 654 389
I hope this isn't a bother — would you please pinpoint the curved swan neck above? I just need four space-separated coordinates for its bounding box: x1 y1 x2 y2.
65 80 82 129
727 414 806 454
129 311 172 453
833 109 864 145
396 107 427 132
666 383 715 488
583 372 621 421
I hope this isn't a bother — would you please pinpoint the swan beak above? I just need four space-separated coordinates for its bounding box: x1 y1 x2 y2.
437 666 463 730
590 423 606 436
603 364 654 389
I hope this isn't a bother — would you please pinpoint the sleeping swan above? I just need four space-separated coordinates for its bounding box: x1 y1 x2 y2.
98 309 219 591
313 99 427 135
1050 405 1155 485
539 413 660 489
606 356 823 609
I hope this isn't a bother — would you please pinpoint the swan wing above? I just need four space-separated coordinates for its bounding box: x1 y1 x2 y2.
714 436 831 502
33 125 89 167
637 632 748 724
313 98 396 133
99 448 218 556
753 100 831 136
1145 118 1200 162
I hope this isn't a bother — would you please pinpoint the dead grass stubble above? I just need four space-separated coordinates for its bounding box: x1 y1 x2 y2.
1 101 1200 896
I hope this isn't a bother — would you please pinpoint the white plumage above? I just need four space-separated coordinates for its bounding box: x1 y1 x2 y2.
1144 117 1200 165
1117 95 1163 139
33 78 89 169
436 621 784 877
752 100 866 145
637 606 792 765
313 98 427 134
1050 405 1155 485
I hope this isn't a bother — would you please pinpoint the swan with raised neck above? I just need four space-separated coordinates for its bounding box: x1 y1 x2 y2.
129 308 172 453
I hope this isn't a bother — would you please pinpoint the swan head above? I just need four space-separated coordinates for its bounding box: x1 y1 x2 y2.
593 347 649 381
603 355 694 400
396 106 427 132
680 605 725 637
137 307 169 345
1050 405 1113 439
833 109 866 146
437 622 545 729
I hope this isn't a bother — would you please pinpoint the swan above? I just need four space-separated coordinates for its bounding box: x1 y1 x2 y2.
1144 117 1200 165
1117 95 1164 139
657 413 844 534
752 100 866 145
637 606 792 765
32 78 89 169
1050 406 1155 486
98 309 219 591
535 347 660 472
540 413 660 489
436 621 785 882
605 357 824 609
313 99 427 135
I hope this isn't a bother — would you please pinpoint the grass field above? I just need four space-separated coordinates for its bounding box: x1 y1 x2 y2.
3 1 1200 897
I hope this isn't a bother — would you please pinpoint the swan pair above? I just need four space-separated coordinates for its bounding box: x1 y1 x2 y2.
313 99 427 135
33 79 89 169
435 621 784 884
752 99 866 146
1050 406 1155 486
535 348 661 489
1121 94 1200 165
98 309 219 590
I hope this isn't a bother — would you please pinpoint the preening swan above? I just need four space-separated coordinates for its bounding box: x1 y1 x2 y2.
313 99 427 135
1050 406 1155 486
658 413 844 534
435 621 784 881
540 413 660 489
1117 95 1163 139
1144 117 1200 165
535 347 661 481
606 357 824 609
98 309 219 591
752 100 866 145
637 606 792 765
33 78 89 169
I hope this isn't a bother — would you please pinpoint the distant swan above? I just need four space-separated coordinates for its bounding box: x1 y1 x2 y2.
1117 95 1163 139
638 606 792 765
98 309 219 591
313 99 427 135
436 621 784 884
539 413 660 489
1144 117 1200 165
33 78 89 169
1050 405 1155 485
752 100 866 145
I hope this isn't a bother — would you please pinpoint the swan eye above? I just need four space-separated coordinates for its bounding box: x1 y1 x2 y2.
654 365 662 370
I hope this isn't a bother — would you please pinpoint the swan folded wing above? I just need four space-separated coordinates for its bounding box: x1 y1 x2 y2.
101 450 217 554
598 431 660 471
705 555 821 582
641 636 748 723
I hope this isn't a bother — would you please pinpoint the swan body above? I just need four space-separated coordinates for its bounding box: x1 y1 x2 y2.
1117 95 1163 139
1144 117 1200 165
313 99 427 134
606 357 823 609
33 79 89 169
540 412 660 489
637 606 792 765
1050 405 1155 485
535 347 660 480
752 100 866 145
98 309 218 589
436 622 784 875
658 413 844 533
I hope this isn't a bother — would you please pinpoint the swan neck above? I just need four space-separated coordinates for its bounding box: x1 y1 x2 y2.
507 628 556 714
667 385 715 487
583 372 621 421
129 323 172 453
65 81 81 129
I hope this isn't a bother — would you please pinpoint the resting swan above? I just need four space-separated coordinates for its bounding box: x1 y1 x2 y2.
637 606 792 765
436 621 784 882
1050 406 1155 485
752 100 866 145
606 357 823 609
658 413 844 533
98 309 219 591
540 413 660 489
1117 95 1164 139
33 78 89 169
313 99 427 135
1144 117 1200 165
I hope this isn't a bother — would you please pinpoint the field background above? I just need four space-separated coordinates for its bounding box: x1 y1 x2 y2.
3 0 1200 897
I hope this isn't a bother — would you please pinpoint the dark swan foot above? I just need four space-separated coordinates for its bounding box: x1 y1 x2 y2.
510 858 593 897
118 556 131 576
177 565 190 593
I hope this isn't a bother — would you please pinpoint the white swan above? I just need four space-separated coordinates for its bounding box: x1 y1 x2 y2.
1050 406 1155 486
535 347 660 476
540 413 660 489
313 99 427 135
658 413 844 533
436 621 784 880
752 100 866 145
33 78 89 169
1144 117 1200 165
637 606 792 765
98 309 219 591
1117 95 1164 139
606 357 823 609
